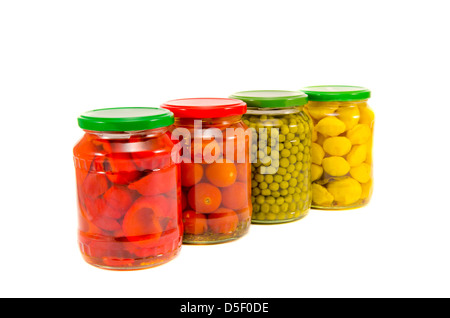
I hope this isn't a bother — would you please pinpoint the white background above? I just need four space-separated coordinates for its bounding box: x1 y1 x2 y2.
1 0 449 298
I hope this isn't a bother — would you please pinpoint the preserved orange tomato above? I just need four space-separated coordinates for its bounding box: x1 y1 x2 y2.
74 107 182 270
161 98 252 244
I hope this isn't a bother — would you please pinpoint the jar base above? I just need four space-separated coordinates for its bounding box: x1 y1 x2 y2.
80 247 181 271
311 199 370 210
182 224 249 245
251 211 308 224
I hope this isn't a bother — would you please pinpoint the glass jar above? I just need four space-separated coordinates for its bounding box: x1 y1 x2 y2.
73 107 182 270
302 85 374 210
161 98 252 244
229 90 312 224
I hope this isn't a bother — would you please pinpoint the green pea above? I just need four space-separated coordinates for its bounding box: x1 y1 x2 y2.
277 167 287 175
253 188 261 196
274 175 283 183
284 141 292 149
286 133 295 140
265 196 275 205
290 147 299 155
280 158 289 168
288 187 295 194
280 181 289 189
256 195 265 204
289 178 298 187
276 197 284 205
261 189 271 196
269 182 279 191
261 203 270 213
281 203 289 212
271 205 280 213
287 164 295 173
293 193 301 202
280 189 288 196
266 213 277 221
297 124 305 134
289 155 297 164
277 212 287 220
281 149 290 157
255 174 264 182
264 174 273 183
253 204 261 213
271 191 280 198
281 125 289 135
279 134 286 142
283 173 291 181
289 202 297 211
255 212 266 220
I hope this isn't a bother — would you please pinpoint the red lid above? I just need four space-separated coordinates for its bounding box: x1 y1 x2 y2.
160 98 247 118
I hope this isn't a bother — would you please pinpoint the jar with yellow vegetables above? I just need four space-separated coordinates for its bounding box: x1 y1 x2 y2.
302 86 374 209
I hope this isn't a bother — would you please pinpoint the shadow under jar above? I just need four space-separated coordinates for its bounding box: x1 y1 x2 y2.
161 98 252 244
73 107 182 270
229 90 312 224
302 85 374 210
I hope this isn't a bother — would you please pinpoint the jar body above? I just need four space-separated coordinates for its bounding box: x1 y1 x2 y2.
171 115 252 244
243 107 312 223
73 127 182 270
304 100 374 209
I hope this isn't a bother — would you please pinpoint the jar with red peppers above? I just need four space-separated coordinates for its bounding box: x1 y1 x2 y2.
73 107 182 270
161 98 252 244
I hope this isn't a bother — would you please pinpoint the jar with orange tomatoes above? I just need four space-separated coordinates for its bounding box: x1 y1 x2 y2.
73 107 182 270
161 98 252 244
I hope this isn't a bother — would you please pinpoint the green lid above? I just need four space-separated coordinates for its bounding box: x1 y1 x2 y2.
301 85 371 102
77 107 174 132
229 90 308 108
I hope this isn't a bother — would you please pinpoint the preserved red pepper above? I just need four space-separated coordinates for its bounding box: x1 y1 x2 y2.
161 98 252 244
73 107 182 270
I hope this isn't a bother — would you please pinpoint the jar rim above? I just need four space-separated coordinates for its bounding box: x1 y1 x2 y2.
229 90 308 108
301 85 371 101
161 98 246 118
77 107 174 132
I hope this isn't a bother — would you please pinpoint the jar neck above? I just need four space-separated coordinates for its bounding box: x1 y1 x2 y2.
83 126 169 140
246 106 303 115
174 115 242 128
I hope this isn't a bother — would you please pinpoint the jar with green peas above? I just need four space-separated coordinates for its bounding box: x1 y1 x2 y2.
228 90 312 223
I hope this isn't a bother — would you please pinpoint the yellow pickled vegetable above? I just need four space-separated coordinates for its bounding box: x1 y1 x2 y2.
315 116 346 137
359 105 375 126
360 179 373 200
346 144 368 167
336 106 360 130
316 132 326 146
307 102 339 120
312 129 318 142
311 142 325 165
323 136 352 156
350 163 371 183
311 164 323 181
346 124 371 144
312 183 334 206
327 177 362 205
322 156 350 176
